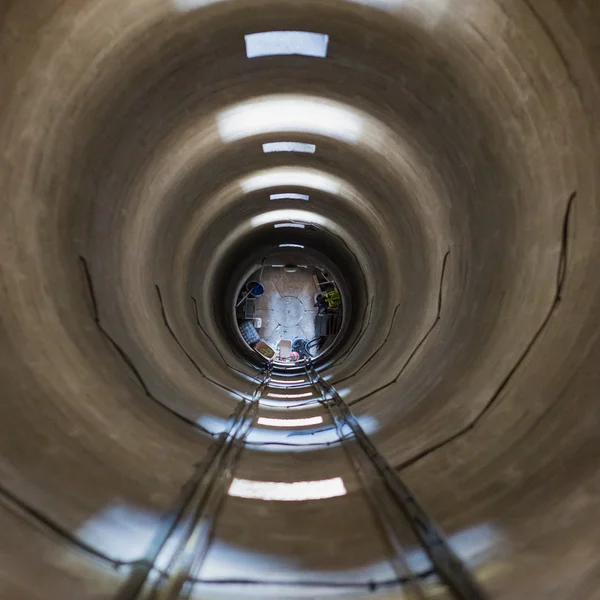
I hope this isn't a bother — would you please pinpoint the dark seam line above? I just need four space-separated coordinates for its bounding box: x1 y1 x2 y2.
321 382 427 592
170 375 270 596
307 364 487 599
396 192 576 471
0 483 126 568
273 274 285 299
348 250 450 407
275 399 322 408
521 0 581 99
79 255 99 321
156 285 246 401
191 296 245 374
334 295 375 367
285 426 336 437
244 441 343 448
165 407 257 598
333 301 401 385
191 296 259 379
0 479 268 583
557 191 576 298
339 297 374 363
114 438 231 599
186 569 435 588
78 256 215 437
307 222 368 293
116 376 269 599
306 222 370 365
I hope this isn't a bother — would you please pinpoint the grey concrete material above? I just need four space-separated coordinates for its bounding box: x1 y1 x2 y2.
0 281 214 562
198 493 399 584
235 440 362 486
0 503 127 600
1 0 600 598
200 444 399 584
273 297 305 327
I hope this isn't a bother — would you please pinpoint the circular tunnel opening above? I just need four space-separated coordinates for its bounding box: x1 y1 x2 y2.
234 250 346 363
215 217 361 370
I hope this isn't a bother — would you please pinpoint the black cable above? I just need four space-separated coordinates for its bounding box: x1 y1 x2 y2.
306 335 325 357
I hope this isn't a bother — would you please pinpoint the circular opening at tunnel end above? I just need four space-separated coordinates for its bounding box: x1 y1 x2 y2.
233 256 345 365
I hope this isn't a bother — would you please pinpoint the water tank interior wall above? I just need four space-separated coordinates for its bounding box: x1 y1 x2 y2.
1 0 599 598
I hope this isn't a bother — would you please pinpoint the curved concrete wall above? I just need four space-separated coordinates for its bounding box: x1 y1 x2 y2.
1 0 599 598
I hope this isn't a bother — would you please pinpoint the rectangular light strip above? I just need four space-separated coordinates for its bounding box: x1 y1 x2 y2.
270 379 306 384
274 223 305 229
228 477 346 501
263 142 317 154
245 32 329 59
279 244 304 248
270 193 310 201
267 392 313 399
257 416 324 428
242 170 339 195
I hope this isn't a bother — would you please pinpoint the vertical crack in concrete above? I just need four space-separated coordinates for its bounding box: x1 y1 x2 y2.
397 192 576 470
78 256 215 435
521 0 582 99
156 285 247 400
348 250 450 406
333 303 402 385
0 483 126 568
191 296 258 380
334 295 375 367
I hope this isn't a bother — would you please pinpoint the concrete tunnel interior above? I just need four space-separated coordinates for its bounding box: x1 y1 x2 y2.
1 0 600 598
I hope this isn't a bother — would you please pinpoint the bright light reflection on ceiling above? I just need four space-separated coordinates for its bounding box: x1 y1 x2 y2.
274 223 305 229
263 142 317 154
241 168 342 195
218 96 363 144
270 193 310 201
270 379 307 384
250 208 327 229
280 244 305 248
257 416 324 427
245 31 329 59
268 391 313 398
228 477 347 501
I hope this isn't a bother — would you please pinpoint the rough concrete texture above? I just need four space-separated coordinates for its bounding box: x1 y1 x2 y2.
1 0 600 598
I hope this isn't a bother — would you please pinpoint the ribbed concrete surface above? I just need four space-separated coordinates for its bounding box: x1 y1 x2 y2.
1 0 600 598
